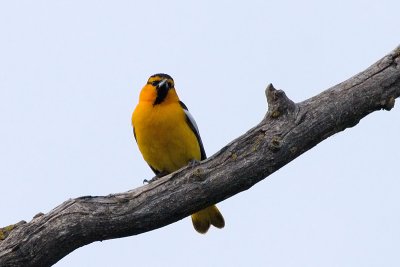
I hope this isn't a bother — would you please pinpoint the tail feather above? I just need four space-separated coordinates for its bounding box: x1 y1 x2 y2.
191 205 224 234
209 205 225 229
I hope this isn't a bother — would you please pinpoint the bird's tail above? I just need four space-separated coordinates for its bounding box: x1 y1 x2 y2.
191 205 225 234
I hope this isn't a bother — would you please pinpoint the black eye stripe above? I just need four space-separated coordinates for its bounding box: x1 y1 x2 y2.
147 79 174 88
147 81 160 86
147 80 174 87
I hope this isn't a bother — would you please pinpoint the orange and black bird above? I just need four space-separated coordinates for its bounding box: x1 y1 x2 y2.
132 73 225 234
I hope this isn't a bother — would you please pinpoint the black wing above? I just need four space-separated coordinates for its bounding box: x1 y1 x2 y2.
179 101 207 160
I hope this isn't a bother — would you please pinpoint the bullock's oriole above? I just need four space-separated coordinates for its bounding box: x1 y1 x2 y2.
132 73 225 234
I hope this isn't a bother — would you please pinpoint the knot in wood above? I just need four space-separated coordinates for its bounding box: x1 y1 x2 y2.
268 136 282 152
265 83 296 118
189 168 206 183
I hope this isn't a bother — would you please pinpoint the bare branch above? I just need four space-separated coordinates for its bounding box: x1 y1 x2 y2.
1 46 399 267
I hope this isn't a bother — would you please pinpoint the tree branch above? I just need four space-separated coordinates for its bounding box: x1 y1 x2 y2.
1 46 399 267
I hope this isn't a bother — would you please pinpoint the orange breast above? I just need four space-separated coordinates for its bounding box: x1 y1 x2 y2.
132 101 201 174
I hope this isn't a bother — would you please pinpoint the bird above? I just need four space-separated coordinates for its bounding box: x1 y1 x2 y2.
131 73 225 234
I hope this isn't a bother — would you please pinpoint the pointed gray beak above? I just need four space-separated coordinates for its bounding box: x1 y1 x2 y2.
157 79 168 89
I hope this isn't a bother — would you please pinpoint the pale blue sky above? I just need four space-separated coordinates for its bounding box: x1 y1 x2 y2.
1 1 399 266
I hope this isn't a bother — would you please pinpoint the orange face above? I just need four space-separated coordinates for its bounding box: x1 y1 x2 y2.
139 74 178 105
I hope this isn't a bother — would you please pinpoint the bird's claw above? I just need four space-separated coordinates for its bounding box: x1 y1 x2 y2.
143 172 168 184
143 176 158 184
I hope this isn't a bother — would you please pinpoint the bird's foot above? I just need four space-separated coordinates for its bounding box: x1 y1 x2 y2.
143 176 160 184
143 171 168 184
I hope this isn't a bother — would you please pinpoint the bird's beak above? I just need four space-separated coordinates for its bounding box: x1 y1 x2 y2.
157 79 169 90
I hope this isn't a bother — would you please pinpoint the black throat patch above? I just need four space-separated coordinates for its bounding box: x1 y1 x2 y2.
153 82 169 105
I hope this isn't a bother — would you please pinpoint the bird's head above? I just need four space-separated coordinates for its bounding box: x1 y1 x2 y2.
140 73 177 105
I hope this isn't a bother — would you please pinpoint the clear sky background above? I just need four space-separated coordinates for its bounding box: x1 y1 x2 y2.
1 1 399 266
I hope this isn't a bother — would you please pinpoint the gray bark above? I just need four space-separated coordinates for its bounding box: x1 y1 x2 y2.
1 46 399 267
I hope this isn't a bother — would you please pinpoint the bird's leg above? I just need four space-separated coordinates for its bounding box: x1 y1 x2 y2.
188 159 201 167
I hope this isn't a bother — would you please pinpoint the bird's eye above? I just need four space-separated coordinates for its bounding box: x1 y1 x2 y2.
151 81 159 86
168 82 173 88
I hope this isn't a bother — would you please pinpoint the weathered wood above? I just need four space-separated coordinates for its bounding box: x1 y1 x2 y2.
0 46 399 267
